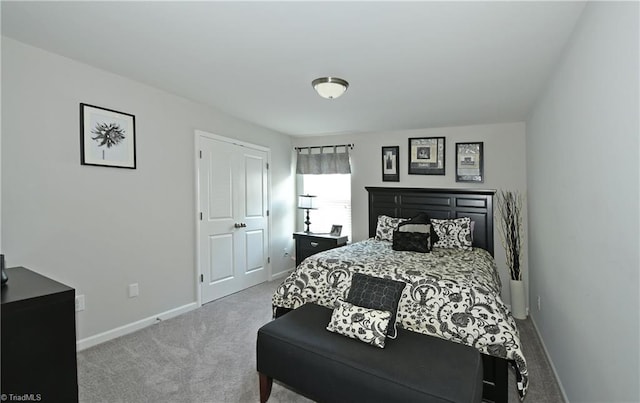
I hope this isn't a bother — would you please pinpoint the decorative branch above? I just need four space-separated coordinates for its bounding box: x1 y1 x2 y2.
496 190 523 281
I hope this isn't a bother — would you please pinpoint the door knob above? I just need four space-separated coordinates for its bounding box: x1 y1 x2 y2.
234 223 242 228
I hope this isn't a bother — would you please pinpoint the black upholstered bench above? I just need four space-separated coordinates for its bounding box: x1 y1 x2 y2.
256 303 483 403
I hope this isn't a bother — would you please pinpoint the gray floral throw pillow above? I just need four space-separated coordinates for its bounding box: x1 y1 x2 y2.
375 215 407 242
326 299 391 348
431 217 473 250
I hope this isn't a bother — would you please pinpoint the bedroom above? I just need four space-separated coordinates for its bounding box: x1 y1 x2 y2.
1 1 638 403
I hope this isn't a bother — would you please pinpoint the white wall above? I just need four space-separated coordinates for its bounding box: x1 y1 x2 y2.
527 2 639 402
292 121 528 305
1 38 295 343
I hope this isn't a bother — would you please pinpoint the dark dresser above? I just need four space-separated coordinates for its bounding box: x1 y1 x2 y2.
293 232 348 267
1 267 79 402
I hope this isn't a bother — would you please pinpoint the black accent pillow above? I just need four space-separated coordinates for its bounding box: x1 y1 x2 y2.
346 273 406 339
392 231 431 253
399 212 440 244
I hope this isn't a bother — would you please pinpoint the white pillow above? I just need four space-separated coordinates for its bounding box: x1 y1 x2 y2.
375 215 407 242
326 299 391 348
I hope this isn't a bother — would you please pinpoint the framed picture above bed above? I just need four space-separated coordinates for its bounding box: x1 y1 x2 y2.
408 137 445 175
381 146 399 182
455 142 484 183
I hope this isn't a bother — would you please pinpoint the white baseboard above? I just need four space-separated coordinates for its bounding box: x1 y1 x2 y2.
270 268 294 281
530 316 570 402
76 302 198 351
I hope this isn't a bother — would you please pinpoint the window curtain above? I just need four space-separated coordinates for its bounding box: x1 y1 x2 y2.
296 146 352 175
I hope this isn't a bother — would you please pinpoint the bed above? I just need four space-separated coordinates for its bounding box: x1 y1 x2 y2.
272 187 528 402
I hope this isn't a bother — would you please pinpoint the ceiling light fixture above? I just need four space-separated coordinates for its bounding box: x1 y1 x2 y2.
312 77 349 99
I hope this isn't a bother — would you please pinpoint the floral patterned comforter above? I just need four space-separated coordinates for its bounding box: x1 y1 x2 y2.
272 238 529 398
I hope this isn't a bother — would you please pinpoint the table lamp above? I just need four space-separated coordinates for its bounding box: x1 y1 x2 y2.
298 194 318 233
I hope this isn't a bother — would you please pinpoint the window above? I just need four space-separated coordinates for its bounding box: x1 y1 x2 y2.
301 174 351 241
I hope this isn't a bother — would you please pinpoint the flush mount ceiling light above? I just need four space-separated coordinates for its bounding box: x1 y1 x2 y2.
312 77 349 99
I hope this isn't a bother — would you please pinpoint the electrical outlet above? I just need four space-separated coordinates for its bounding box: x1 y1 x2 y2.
75 295 85 312
537 295 541 311
129 283 139 298
283 248 289 257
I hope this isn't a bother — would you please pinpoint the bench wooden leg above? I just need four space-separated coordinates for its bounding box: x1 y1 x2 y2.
259 372 273 403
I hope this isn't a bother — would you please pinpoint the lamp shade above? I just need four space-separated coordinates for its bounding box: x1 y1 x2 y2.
312 77 349 99
298 194 317 209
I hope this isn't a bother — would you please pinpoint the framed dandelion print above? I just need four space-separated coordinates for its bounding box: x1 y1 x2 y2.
80 103 136 169
456 142 484 182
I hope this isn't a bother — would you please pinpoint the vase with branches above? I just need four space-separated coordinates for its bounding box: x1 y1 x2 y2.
496 190 526 319
496 190 523 280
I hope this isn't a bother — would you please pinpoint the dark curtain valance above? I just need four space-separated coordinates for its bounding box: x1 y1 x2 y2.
296 144 353 175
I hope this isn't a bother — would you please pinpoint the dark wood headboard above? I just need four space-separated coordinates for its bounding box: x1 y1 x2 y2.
366 187 496 256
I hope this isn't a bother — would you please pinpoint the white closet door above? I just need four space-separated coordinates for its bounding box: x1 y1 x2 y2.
198 134 268 304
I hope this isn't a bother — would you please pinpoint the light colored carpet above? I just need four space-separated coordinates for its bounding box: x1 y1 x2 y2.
78 280 564 403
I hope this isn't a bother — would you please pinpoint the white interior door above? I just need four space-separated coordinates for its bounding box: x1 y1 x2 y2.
198 134 269 304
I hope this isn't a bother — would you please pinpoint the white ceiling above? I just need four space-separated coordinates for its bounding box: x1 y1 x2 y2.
1 1 585 137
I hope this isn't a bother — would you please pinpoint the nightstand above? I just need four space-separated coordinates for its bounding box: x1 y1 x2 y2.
293 232 348 267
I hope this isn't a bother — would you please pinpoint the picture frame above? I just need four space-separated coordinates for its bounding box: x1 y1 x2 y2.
80 103 136 169
456 142 484 183
408 137 445 175
330 225 343 237
381 146 400 182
